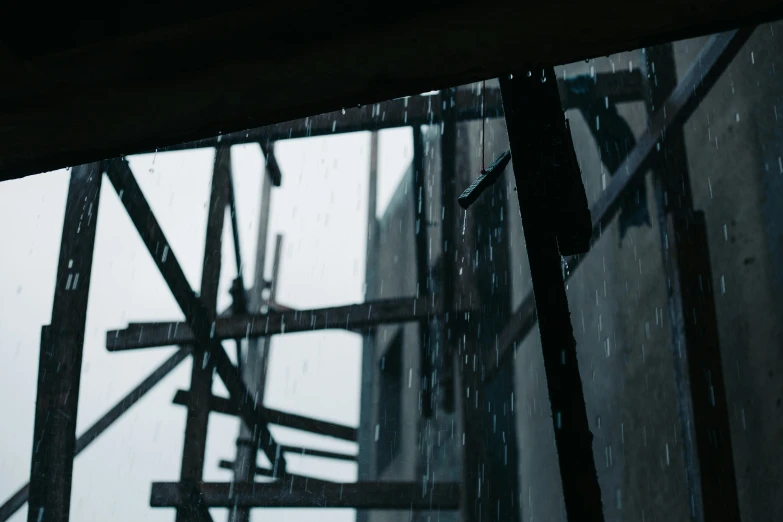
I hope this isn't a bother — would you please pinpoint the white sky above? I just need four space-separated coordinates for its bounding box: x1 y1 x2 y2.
0 128 411 521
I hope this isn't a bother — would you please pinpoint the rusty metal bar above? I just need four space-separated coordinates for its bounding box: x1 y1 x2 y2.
150 481 461 510
106 295 445 350
500 66 604 522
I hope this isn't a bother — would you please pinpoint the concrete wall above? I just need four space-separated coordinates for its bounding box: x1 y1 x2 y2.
675 24 783 522
359 22 783 522
511 22 783 522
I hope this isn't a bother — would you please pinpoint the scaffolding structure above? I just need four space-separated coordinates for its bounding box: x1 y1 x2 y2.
0 28 751 522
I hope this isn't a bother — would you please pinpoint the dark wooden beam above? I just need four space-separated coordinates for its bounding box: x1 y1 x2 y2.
103 157 285 473
27 163 102 522
226 443 356 463
176 146 230 522
106 295 445 351
172 390 358 441
483 29 754 384
500 66 604 522
5 0 778 181
150 481 460 509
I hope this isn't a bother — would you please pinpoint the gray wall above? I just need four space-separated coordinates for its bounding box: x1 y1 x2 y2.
360 22 783 522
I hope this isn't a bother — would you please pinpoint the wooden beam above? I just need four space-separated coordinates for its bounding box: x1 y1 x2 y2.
106 295 445 351
172 390 358 441
500 66 604 522
27 163 102 522
150 481 460 509
176 146 230 522
483 29 754 384
104 157 285 473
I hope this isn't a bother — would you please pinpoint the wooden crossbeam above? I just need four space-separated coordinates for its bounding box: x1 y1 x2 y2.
156 73 643 153
172 390 357 441
222 442 356 465
106 295 445 351
0 348 192 521
483 28 754 384
104 157 286 473
150 481 460 509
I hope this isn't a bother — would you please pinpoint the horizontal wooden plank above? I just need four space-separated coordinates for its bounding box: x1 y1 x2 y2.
107 295 443 351
150 480 460 509
2 2 779 181
172 390 358 441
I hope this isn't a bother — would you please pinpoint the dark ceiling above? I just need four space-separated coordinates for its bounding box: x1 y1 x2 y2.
0 1 781 182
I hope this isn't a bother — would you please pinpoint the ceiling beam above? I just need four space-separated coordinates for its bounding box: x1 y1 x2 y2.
0 2 779 182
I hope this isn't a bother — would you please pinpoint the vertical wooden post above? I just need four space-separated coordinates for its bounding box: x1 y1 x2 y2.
499 67 604 522
412 125 434 418
645 44 741 522
177 146 231 522
28 163 103 522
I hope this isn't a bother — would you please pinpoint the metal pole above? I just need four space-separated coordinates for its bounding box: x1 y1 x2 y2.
499 67 604 522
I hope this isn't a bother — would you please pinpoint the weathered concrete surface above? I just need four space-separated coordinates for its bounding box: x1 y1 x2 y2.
675 23 783 522
360 23 783 522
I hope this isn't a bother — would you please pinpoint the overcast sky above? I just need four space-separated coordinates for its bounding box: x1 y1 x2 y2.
0 128 411 521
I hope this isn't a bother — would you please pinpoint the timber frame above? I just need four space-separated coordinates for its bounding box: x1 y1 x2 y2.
1 27 750 522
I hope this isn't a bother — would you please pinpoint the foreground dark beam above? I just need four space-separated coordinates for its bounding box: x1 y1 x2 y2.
0 348 191 521
104 158 285 472
500 67 603 522
27 163 102 522
172 390 358 441
483 28 754 383
2 2 780 181
150 481 460 509
106 295 444 351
